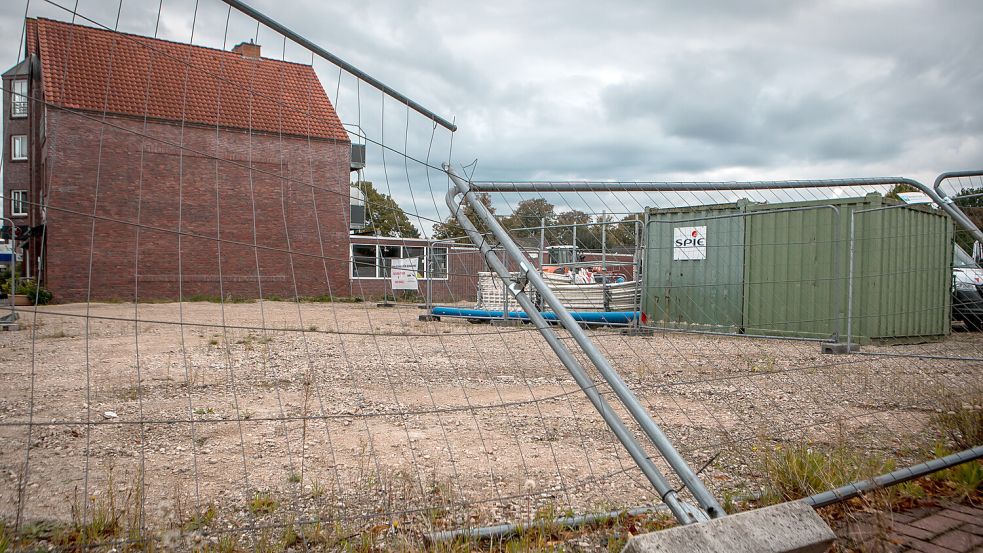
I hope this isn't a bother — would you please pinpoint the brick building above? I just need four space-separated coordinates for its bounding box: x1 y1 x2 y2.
2 18 484 304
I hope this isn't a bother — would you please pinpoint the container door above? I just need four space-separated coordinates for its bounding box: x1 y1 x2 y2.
643 208 745 332
743 206 842 339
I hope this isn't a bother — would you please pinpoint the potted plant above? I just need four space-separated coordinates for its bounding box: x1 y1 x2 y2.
1 278 52 306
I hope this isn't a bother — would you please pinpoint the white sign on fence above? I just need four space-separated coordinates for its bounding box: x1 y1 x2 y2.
673 226 707 260
391 257 420 290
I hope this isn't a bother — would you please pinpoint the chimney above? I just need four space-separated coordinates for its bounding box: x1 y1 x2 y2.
232 40 261 58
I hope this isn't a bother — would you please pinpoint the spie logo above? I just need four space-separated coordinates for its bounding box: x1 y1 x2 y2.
674 228 706 248
673 226 707 260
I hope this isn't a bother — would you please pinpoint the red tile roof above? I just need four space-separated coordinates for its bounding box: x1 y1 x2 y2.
27 18 348 142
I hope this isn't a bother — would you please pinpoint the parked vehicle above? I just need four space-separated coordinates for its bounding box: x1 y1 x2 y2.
953 243 983 330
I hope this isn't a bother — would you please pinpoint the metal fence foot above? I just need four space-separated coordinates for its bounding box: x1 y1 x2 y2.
621 327 655 337
490 319 523 327
821 342 860 354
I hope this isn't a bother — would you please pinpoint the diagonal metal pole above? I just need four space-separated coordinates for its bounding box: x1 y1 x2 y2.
220 0 457 132
445 163 724 520
443 185 701 525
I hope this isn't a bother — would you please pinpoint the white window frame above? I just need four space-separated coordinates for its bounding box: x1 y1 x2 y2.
10 190 28 217
10 135 27 161
350 243 380 279
428 247 449 280
10 79 27 118
349 243 449 280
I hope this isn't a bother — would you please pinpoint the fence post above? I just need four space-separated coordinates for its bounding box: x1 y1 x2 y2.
601 214 607 273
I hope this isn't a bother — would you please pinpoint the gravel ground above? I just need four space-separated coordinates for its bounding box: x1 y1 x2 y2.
0 300 979 544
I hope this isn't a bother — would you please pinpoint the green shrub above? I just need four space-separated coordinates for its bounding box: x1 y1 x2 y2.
1 278 52 305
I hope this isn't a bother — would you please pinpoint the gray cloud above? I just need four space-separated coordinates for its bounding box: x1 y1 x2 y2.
2 0 981 228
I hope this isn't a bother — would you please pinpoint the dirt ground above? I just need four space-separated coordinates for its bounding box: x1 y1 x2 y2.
0 300 979 540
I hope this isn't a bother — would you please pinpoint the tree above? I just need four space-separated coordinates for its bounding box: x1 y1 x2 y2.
355 181 420 238
501 198 558 245
954 187 983 208
885 183 919 201
555 209 594 248
432 191 497 242
606 214 642 249
954 187 983 253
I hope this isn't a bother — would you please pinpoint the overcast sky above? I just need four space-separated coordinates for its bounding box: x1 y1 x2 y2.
2 0 981 233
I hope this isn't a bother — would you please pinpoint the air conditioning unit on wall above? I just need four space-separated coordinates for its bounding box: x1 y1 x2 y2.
350 143 366 171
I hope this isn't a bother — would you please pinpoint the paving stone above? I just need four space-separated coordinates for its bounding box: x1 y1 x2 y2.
905 538 959 553
893 512 918 524
944 504 983 518
892 532 934 551
933 529 983 552
895 523 939 541
911 514 965 536
963 524 983 537
940 509 983 526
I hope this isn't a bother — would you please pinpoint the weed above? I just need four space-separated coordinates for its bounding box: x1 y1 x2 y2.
296 295 364 303
943 460 983 500
287 472 301 484
118 385 141 402
929 445 983 501
248 492 278 515
235 333 272 346
185 294 255 304
208 337 220 346
307 325 318 332
254 528 278 553
749 356 776 373
720 489 745 515
214 534 240 553
892 480 926 501
183 504 217 532
0 523 10 553
193 407 215 416
760 441 893 503
280 520 300 549
310 477 326 499
931 384 983 450
56 466 147 550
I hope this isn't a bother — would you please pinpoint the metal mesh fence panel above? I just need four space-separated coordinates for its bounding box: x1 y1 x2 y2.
0 1 980 551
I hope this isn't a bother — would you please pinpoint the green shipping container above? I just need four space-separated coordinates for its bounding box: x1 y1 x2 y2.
641 193 953 343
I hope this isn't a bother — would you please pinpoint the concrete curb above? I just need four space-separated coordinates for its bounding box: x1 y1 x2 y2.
622 502 835 553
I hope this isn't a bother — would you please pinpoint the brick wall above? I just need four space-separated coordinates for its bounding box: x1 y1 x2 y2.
42 110 352 302
2 74 33 232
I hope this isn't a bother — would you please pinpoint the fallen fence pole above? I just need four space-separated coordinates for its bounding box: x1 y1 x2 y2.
803 445 983 508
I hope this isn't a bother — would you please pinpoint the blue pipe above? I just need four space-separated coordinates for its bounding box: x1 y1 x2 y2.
430 306 640 325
